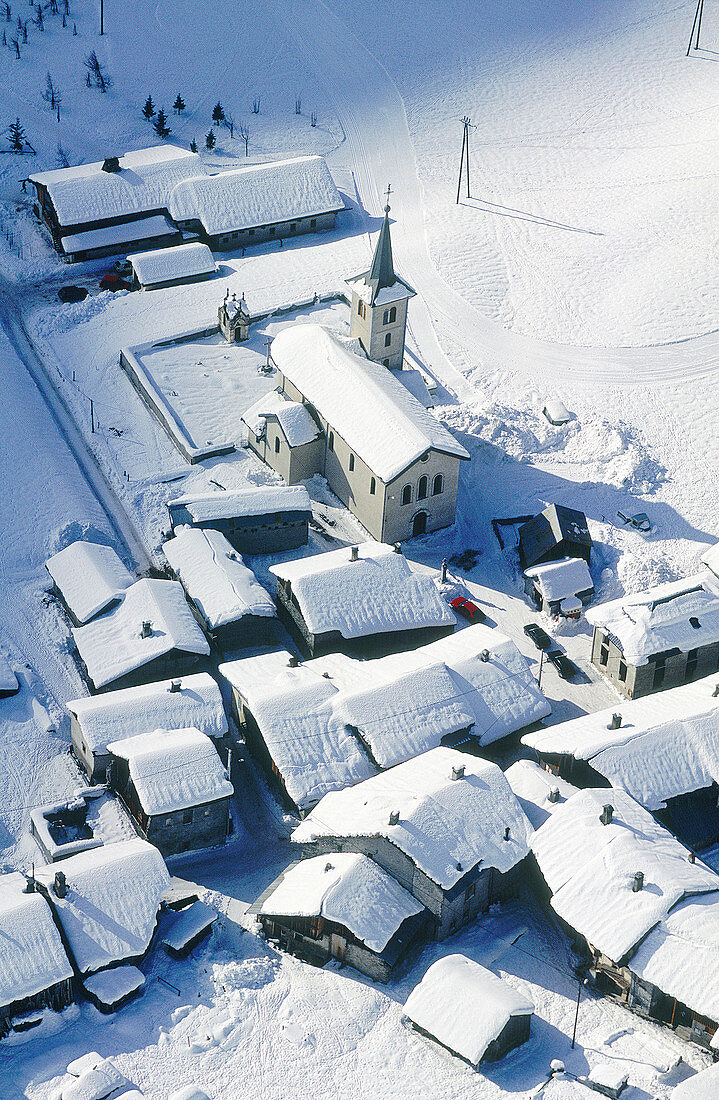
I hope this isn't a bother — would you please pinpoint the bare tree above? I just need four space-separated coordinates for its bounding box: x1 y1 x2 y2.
310 111 317 127
239 121 249 156
55 141 69 167
42 72 61 109
295 96 301 115
251 96 260 114
11 35 19 56
223 112 235 138
84 50 111 92
3 4 11 23
33 4 43 29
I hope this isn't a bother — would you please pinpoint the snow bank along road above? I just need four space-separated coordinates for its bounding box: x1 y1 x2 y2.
283 0 719 392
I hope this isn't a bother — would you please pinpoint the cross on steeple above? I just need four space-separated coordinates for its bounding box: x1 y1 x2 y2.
384 184 393 212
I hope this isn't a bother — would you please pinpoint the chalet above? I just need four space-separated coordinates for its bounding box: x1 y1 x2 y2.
256 853 428 982
35 838 171 978
403 955 533 1065
268 541 455 658
71 577 210 693
162 527 276 649
166 484 312 555
586 571 719 699
522 673 719 849
66 671 228 783
220 625 550 814
128 242 215 291
30 787 135 863
28 145 200 260
518 504 592 570
293 747 534 941
524 556 594 619
107 727 233 858
531 788 719 1048
45 540 134 626
167 155 344 250
0 873 74 1037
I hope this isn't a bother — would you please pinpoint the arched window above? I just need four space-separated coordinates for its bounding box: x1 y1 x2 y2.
417 475 428 500
382 306 397 325
401 484 412 506
369 477 376 495
328 431 334 451
432 473 444 496
274 437 281 454
384 333 391 348
348 453 355 472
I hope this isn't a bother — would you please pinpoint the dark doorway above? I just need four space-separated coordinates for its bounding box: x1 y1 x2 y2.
412 511 427 537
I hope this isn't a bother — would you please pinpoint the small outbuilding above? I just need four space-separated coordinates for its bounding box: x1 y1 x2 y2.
45 540 134 626
0 651 19 698
403 954 533 1065
128 242 215 291
166 484 312 555
524 556 594 619
218 292 250 343
30 786 135 863
518 504 592 570
257 852 428 982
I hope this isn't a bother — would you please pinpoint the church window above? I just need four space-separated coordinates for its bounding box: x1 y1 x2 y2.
432 473 444 496
328 431 334 451
401 484 412 506
274 437 281 454
382 306 397 325
357 300 366 319
417 475 428 500
370 477 376 495
349 453 355 471
384 333 391 348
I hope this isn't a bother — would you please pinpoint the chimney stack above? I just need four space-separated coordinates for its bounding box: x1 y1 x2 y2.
53 870 67 899
632 871 644 893
608 713 622 730
713 683 719 698
388 811 400 826
689 851 696 864
350 545 359 562
169 679 182 693
548 786 560 804
288 655 300 668
504 826 511 841
24 865 35 893
451 764 465 781
440 559 447 584
480 649 490 663
600 804 614 826
140 620 153 639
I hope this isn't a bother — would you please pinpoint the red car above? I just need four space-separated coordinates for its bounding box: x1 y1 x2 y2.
450 596 485 623
100 272 132 291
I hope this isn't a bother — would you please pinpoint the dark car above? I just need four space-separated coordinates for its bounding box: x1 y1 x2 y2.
523 622 552 650
100 272 132 291
450 596 485 623
113 258 133 277
58 285 88 303
547 650 578 680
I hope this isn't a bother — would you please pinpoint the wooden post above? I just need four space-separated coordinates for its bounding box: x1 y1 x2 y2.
687 0 702 55
456 117 471 204
100 0 104 34
696 0 704 49
570 979 582 1049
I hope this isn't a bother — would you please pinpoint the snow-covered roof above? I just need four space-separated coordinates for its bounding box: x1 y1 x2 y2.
522 673 719 811
82 965 145 1005
293 747 533 890
403 955 533 1065
395 369 434 408
269 542 454 639
503 760 579 830
67 672 227 754
72 578 209 690
108 727 232 815
129 242 215 286
586 570 719 665
61 215 178 255
0 872 73 1009
0 650 18 694
242 389 321 447
670 1059 719 1098
46 540 134 624
163 528 276 630
168 484 311 523
530 789 719 962
261 853 424 954
271 325 469 482
35 838 171 975
524 557 594 602
30 145 203 228
168 155 343 235
701 542 719 579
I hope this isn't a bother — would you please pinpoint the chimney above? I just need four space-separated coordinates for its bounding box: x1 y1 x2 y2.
140 620 153 639
689 851 696 864
456 861 463 872
632 871 644 893
480 649 490 662
504 826 511 841
350 545 359 562
324 862 333 873
101 156 120 173
450 764 465 781
288 655 300 668
24 865 35 893
713 684 719 698
600 804 614 826
322 671 331 679
608 713 622 730
440 559 447 584
388 810 400 826
169 679 182 693
394 542 402 554
548 786 560 804
53 870 67 899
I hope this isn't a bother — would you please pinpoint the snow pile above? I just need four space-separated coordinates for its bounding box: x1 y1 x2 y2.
260 852 424 954
524 557 593 603
129 242 215 287
72 578 209 689
504 760 578 830
107 727 233 816
168 155 343 235
269 542 454 639
163 528 276 629
45 540 134 624
66 672 227 755
0 872 73 1008
403 954 533 1065
270 324 469 481
60 1057 129 1100
242 389 322 448
586 571 719 665
169 484 311 523
293 747 533 890
35 838 171 975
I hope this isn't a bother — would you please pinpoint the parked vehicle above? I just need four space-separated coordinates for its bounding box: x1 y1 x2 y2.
58 285 88 303
113 259 133 277
450 596 485 623
100 273 132 292
523 622 553 650
547 650 578 680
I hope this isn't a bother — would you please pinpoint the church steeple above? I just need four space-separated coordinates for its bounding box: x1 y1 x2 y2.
345 186 415 371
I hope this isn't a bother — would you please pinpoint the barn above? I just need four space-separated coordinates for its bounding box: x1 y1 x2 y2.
129 242 216 291
166 484 312 555
518 504 592 570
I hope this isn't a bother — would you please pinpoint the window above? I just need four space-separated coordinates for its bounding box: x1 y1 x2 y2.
310 218 317 227
401 484 412 505
465 883 475 901
432 473 443 496
420 452 429 462
182 809 193 825
382 358 390 367
269 226 276 237
249 228 255 237
290 222 296 232
417 475 428 500
653 658 666 690
274 437 281 454
348 453 355 471
357 300 366 319
369 477 376 495
328 431 334 451
382 306 397 325
686 648 698 680
599 645 609 666
618 660 627 682
384 333 392 348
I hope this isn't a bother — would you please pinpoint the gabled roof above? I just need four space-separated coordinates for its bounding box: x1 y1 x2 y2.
293 747 533 890
242 389 321 448
271 324 469 482
519 504 591 567
345 205 415 307
45 540 134 624
72 578 209 689
168 484 311 523
0 873 73 1008
129 242 215 286
504 760 578 830
524 556 594 602
260 853 424 954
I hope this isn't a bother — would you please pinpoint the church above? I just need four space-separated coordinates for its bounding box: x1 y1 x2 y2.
243 200 469 543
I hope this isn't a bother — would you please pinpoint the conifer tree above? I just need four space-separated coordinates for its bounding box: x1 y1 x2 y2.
205 129 215 150
142 94 155 119
211 101 224 124
153 108 170 138
173 93 185 114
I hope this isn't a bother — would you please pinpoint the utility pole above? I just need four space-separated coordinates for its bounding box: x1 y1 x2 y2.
687 0 704 54
537 648 545 690
90 399 95 434
570 979 583 1049
264 336 272 373
100 0 104 35
456 116 472 204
